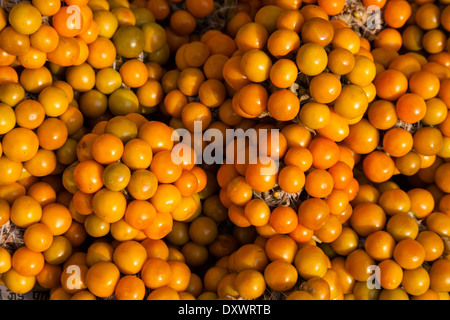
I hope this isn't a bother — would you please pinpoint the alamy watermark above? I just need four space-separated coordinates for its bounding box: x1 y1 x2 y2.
334 4 383 33
66 5 82 30
170 121 280 175
65 265 82 290
367 265 382 289
366 5 383 31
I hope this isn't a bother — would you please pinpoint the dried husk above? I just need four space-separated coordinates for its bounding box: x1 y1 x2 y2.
332 0 385 40
0 221 24 254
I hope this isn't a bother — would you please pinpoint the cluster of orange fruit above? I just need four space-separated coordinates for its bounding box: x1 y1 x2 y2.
0 0 450 301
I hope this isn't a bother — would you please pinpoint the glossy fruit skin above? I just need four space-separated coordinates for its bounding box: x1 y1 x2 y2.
268 89 300 121
11 246 45 277
309 72 342 104
294 245 328 280
115 275 146 300
234 22 268 53
234 83 268 118
85 261 120 298
298 102 330 130
363 151 395 183
231 269 265 300
328 48 355 75
296 42 328 76
374 69 408 101
334 85 369 120
270 59 298 89
384 0 411 29
270 206 299 235
240 49 272 82
264 260 298 292
112 240 147 274
112 26 145 59
304 169 334 198
6 0 450 303
2 268 36 294
344 249 375 282
350 202 386 237
73 160 104 194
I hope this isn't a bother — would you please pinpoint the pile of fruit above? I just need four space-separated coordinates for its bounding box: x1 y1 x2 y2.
0 0 450 301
